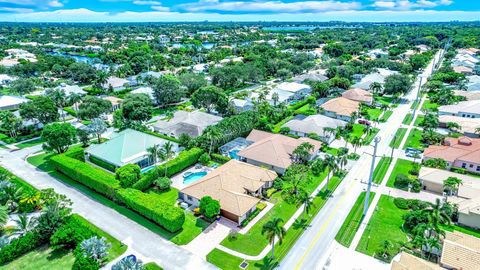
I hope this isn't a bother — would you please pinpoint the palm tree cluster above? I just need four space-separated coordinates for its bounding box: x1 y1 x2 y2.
147 141 175 176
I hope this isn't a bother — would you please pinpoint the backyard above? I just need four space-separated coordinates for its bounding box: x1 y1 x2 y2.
355 195 409 260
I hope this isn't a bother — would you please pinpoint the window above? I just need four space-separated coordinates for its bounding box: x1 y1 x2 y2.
187 195 193 201
462 163 467 168
477 166 480 172
470 164 474 168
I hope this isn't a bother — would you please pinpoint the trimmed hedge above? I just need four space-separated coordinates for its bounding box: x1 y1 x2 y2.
0 231 47 265
133 147 204 191
211 153 231 164
65 148 86 161
50 154 120 199
89 155 117 172
115 188 185 232
143 130 180 143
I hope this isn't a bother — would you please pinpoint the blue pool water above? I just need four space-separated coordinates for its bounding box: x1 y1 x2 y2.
140 166 155 174
183 171 207 185
229 149 240 160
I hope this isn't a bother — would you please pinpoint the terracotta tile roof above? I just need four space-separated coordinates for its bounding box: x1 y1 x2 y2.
181 160 277 216
441 231 480 270
320 97 360 117
342 88 374 103
239 130 321 170
423 137 480 164
391 252 443 270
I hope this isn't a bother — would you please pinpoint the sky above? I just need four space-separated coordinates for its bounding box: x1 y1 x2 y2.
0 0 479 22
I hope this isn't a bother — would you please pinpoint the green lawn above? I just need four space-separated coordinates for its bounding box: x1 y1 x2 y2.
410 100 419 110
349 124 365 140
402 128 425 150
355 195 409 260
15 138 45 149
372 157 392 184
413 115 424 127
402 113 413 125
145 262 164 270
322 146 339 156
386 159 417 189
363 128 380 145
2 246 75 270
335 192 375 247
379 110 393 122
375 96 396 107
294 103 317 115
27 152 209 245
389 128 407 149
272 116 294 133
422 100 439 111
208 175 344 269
441 224 480 239
220 170 328 256
366 108 383 121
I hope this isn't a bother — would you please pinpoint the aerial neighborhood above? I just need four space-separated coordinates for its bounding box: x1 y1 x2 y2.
0 8 479 270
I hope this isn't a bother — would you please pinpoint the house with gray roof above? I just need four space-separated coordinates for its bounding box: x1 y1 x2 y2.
438 100 480 119
152 110 222 138
282 114 346 143
85 129 178 170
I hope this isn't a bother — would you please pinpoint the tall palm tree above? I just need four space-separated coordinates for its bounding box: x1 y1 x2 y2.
351 137 363 153
422 198 452 231
322 127 337 144
369 82 383 95
261 217 286 259
158 142 175 176
147 145 160 164
323 154 338 193
207 129 222 155
12 213 37 236
298 192 314 219
443 177 462 197
68 93 82 111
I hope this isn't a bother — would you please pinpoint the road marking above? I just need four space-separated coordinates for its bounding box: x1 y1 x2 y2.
293 179 357 270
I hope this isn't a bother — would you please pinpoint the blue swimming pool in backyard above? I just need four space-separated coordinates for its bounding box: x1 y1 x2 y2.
229 149 240 160
183 171 207 185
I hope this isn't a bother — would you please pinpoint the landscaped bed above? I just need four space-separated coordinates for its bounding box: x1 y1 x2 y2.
355 195 409 260
386 158 419 191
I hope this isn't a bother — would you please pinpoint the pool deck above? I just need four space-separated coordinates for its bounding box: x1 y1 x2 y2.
171 164 213 190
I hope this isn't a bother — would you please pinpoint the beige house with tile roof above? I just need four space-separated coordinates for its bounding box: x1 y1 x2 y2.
391 252 443 270
179 160 277 224
423 137 480 174
320 97 360 121
438 115 480 137
440 231 480 270
456 197 480 229
237 130 321 174
419 167 480 198
342 88 374 104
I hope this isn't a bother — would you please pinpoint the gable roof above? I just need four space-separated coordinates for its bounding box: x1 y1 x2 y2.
320 97 360 117
181 160 277 216
441 231 480 270
282 114 346 136
152 110 223 138
85 129 177 167
238 130 321 170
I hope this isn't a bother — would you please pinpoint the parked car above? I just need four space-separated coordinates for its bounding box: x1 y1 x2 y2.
358 119 371 126
405 147 423 157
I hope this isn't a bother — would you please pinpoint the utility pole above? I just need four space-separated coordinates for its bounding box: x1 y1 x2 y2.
363 136 381 217
411 76 423 121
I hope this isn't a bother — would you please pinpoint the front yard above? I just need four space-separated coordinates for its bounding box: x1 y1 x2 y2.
355 195 409 259
3 246 75 270
402 128 425 150
386 159 419 191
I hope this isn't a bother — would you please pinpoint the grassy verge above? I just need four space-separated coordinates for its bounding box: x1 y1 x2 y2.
335 192 375 247
2 245 75 270
208 175 344 270
366 108 383 121
363 128 380 145
27 152 208 245
379 110 393 122
413 115 424 127
145 262 164 270
15 138 44 149
422 100 439 111
372 157 392 184
220 170 327 255
402 113 413 125
402 128 425 150
355 195 408 260
389 128 407 149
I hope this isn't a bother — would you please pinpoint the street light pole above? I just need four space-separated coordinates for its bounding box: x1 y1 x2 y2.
363 136 381 217
411 76 423 121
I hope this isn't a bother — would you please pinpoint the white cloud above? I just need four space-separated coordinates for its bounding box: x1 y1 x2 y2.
179 0 362 13
133 0 161 5
48 0 63 7
372 0 453 10
0 6 33 12
151 5 170 11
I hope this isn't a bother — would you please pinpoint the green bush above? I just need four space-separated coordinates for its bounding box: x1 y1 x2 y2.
50 215 95 250
451 167 467 174
115 188 185 232
0 231 47 265
394 174 410 189
199 196 220 220
393 198 410 209
50 154 121 199
64 107 77 117
88 155 117 172
116 164 141 188
154 177 171 191
72 254 100 270
65 148 86 161
211 153 231 164
198 153 211 166
133 147 204 191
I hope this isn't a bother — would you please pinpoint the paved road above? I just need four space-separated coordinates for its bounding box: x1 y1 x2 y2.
0 149 217 270
278 51 442 270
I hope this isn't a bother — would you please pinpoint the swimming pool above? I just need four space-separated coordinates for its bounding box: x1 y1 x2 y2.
229 149 240 160
183 171 207 185
140 166 155 174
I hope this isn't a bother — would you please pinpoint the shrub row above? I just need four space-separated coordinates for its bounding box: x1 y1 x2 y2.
0 231 47 265
50 154 120 199
115 188 185 232
393 197 429 210
143 130 180 144
89 155 117 172
211 153 231 164
133 147 204 191
65 148 86 162
288 96 315 111
50 214 96 250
